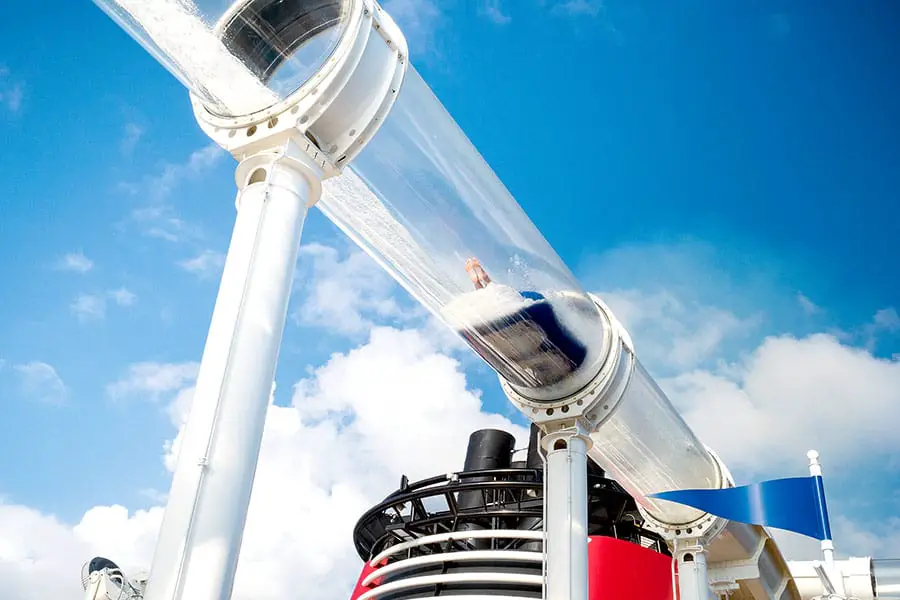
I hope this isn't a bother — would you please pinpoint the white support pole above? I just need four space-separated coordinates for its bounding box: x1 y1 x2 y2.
542 428 590 600
807 449 845 597
143 144 323 600
676 544 712 600
807 451 834 567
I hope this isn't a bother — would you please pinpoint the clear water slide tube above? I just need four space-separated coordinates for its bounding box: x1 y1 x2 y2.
92 0 720 532
93 0 347 117
320 70 612 402
319 71 722 525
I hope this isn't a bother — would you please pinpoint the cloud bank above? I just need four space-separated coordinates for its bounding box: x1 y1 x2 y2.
3 241 898 600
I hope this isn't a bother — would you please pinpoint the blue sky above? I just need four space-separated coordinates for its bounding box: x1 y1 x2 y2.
1 0 900 589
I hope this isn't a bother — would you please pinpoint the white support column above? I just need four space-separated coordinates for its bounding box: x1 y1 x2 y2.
807 450 845 598
143 143 323 600
542 427 590 600
677 543 712 600
807 451 833 567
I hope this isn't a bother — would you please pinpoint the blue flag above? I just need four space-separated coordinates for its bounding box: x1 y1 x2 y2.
649 475 832 540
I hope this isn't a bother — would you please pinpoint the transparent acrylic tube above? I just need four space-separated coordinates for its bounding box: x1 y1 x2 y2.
91 0 349 117
318 67 611 402
587 359 721 525
874 559 900 599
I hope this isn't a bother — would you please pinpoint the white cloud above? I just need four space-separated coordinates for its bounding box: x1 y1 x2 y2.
582 241 779 322
293 243 412 336
70 289 138 321
852 306 900 351
773 515 900 561
664 333 900 475
0 66 24 113
602 288 759 372
584 247 900 473
0 502 162 600
71 293 107 322
121 144 224 202
4 235 899 600
107 361 200 402
110 288 138 307
796 293 820 315
178 249 226 279
121 122 145 155
580 242 900 555
57 252 94 274
382 0 442 51
872 307 900 333
120 144 225 242
13 361 66 405
481 0 512 24
130 205 202 244
0 326 524 600
552 0 603 17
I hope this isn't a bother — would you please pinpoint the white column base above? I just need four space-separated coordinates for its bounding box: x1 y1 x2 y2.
542 427 590 600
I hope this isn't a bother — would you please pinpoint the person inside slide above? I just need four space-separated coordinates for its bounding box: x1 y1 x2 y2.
441 258 588 389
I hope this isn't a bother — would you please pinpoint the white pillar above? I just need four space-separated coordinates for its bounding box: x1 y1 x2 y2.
543 428 590 600
143 146 322 600
677 545 711 600
807 449 845 597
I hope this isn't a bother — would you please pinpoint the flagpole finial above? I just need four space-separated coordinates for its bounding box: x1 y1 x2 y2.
807 450 822 476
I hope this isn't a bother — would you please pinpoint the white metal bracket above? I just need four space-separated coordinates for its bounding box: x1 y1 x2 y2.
192 0 408 172
541 425 592 600
674 538 713 600
501 294 635 426
707 537 765 598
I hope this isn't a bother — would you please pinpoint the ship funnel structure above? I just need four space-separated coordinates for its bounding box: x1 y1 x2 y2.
462 429 517 471
351 428 671 600
457 429 516 548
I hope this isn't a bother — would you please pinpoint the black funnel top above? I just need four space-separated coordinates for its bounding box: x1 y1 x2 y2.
463 429 516 472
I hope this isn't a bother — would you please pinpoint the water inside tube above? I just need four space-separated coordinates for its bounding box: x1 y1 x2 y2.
320 169 609 400
99 0 346 117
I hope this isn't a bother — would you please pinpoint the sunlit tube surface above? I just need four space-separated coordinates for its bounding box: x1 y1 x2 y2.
92 0 349 117
587 360 720 525
875 559 900 599
318 68 610 402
